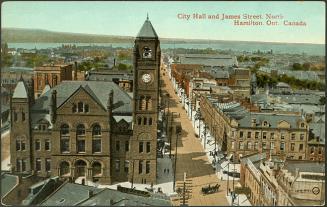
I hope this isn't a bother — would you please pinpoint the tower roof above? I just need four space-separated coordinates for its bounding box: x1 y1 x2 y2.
136 15 158 38
13 80 28 98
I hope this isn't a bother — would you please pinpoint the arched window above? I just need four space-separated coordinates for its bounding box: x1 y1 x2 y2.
92 124 101 153
92 124 101 136
92 162 102 176
60 161 70 176
143 46 152 58
76 124 85 136
78 102 84 112
77 124 86 153
146 96 152 110
60 124 69 135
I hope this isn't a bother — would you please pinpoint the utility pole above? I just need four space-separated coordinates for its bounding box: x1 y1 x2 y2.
173 125 182 192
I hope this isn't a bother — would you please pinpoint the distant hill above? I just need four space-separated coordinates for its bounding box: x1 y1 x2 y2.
1 28 323 45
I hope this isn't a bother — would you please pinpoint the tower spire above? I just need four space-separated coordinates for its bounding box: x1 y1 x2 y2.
147 13 149 20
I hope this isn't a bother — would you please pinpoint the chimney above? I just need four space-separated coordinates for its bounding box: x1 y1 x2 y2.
49 90 57 123
88 190 94 198
74 62 78 80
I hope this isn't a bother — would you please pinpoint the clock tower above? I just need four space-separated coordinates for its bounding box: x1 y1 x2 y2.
129 16 161 184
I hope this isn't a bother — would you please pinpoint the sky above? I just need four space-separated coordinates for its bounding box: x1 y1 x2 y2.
1 1 325 44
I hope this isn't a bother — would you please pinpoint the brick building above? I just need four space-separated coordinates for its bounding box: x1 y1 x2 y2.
10 17 160 185
199 94 310 161
33 63 76 98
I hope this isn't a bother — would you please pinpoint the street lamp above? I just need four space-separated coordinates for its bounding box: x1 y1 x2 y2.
173 125 182 192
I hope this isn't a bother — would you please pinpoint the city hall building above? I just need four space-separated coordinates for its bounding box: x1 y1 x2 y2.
10 17 161 185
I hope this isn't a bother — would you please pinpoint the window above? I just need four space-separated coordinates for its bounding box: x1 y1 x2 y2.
84 104 89 113
143 47 152 58
270 133 275 140
76 124 85 153
263 132 267 139
138 117 142 125
301 123 305 128
143 117 147 125
291 143 295 151
247 142 252 150
22 112 25 121
92 139 101 153
280 142 285 151
139 142 144 153
77 124 85 135
281 133 285 140
22 159 27 172
78 102 84 112
247 132 251 138
35 140 41 151
254 142 259 150
16 159 22 172
262 142 266 149
318 148 322 154
77 140 85 153
299 144 303 151
270 142 274 150
115 160 120 172
124 161 129 173
92 124 102 153
60 161 70 176
36 158 41 172
291 133 295 140
146 142 151 153
139 160 143 174
125 141 129 152
240 131 243 138
92 124 101 136
300 134 304 140
60 124 69 135
263 121 268 126
149 118 153 125
45 139 50 151
239 142 244 150
299 156 302 160
146 161 150 174
231 141 235 150
61 139 70 153
21 141 26 151
46 159 51 172
310 147 315 154
92 162 102 176
255 132 259 139
16 140 21 151
116 141 120 151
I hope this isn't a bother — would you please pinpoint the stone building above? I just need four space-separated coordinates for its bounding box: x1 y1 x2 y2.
199 94 310 161
10 17 160 185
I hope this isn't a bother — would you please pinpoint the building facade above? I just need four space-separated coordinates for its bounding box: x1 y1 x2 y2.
10 17 160 185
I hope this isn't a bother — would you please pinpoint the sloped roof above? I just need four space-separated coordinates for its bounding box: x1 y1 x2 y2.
12 81 28 98
31 81 132 114
137 17 158 38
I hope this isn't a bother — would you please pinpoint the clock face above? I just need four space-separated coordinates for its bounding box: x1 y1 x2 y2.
142 73 152 83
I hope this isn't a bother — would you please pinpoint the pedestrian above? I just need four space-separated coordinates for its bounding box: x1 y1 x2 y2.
167 168 169 174
164 168 166 173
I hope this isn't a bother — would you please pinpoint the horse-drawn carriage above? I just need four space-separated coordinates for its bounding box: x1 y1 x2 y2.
201 184 220 194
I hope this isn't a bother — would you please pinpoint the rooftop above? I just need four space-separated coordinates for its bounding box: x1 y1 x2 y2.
12 80 28 98
136 16 158 38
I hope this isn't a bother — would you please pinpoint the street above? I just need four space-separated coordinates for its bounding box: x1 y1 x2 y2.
160 68 229 206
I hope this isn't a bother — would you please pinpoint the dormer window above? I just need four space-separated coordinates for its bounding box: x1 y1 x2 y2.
300 123 305 128
263 121 268 127
143 47 152 58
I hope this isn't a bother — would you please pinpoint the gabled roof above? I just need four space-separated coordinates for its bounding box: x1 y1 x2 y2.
31 81 132 114
12 80 28 98
137 16 158 38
